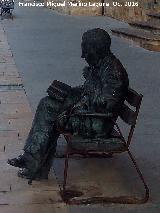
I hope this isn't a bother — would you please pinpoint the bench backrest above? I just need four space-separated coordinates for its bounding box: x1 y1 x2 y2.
119 88 143 146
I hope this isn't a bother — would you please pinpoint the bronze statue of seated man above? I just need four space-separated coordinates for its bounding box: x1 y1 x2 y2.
8 28 129 180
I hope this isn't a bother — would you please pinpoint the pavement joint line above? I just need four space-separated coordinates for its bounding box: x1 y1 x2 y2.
0 84 24 91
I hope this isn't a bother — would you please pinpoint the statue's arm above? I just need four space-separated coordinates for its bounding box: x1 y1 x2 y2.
93 66 129 113
71 85 84 95
70 66 89 96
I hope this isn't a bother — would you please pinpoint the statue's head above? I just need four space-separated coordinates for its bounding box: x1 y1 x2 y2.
81 28 111 67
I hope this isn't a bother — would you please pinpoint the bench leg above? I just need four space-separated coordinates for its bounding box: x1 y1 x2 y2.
63 144 69 191
127 149 149 203
60 147 149 204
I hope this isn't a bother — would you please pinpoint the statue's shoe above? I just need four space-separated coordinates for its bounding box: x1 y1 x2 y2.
7 154 26 168
17 168 48 180
18 168 34 180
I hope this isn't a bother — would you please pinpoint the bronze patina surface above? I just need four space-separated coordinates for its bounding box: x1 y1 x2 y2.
8 28 129 180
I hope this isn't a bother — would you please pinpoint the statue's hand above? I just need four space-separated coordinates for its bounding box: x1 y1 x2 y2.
57 111 68 120
72 95 88 112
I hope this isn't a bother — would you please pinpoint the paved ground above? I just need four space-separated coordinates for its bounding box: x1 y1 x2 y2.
0 0 160 212
0 21 67 213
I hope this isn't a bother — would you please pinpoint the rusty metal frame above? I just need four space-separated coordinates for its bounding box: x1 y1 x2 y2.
57 91 149 205
59 135 149 204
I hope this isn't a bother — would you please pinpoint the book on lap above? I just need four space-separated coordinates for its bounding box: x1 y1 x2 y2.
47 80 72 102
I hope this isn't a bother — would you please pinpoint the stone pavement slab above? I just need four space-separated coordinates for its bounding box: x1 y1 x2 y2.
0 64 19 75
0 91 27 103
0 103 31 114
0 204 67 213
0 190 62 204
0 76 22 85
0 169 60 192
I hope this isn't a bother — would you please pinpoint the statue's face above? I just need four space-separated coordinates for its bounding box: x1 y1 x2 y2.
81 41 100 67
81 29 111 67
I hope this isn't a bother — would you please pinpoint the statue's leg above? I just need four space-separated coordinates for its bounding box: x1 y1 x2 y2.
8 90 81 179
37 93 81 178
19 96 63 179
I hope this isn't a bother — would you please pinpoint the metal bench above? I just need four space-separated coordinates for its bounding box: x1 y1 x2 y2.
58 88 149 204
0 0 14 19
